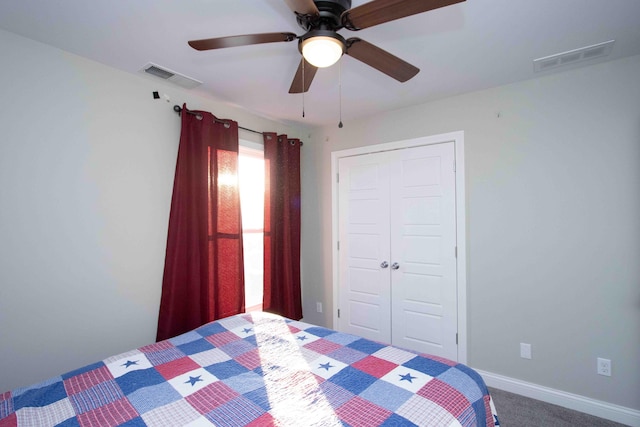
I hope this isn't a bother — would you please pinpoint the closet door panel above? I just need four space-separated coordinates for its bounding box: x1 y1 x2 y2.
337 153 392 343
390 142 458 359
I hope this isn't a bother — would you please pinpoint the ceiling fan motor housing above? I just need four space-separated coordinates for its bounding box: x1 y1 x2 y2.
296 0 352 31
296 0 351 58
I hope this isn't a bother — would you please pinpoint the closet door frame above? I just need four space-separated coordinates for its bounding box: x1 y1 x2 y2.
331 131 467 364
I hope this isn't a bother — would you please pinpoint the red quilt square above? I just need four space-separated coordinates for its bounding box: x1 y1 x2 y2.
205 331 240 347
484 395 494 425
352 356 398 378
246 413 277 427
287 325 302 334
304 339 342 355
77 398 138 427
417 378 468 418
139 340 174 353
0 412 16 427
155 357 200 380
235 349 261 370
422 354 457 366
64 366 113 395
185 382 239 414
336 396 392 427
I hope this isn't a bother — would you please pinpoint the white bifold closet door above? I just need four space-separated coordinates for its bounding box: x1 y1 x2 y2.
337 142 458 360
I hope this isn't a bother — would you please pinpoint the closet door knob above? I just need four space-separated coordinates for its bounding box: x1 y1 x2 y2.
391 262 400 270
380 261 389 268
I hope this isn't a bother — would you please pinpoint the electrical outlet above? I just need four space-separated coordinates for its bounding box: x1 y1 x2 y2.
316 302 323 313
597 358 611 376
520 343 532 359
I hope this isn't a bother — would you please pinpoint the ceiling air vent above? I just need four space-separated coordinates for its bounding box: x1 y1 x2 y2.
140 63 202 89
533 40 615 73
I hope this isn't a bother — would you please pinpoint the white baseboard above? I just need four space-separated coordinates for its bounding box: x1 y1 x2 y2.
475 369 640 427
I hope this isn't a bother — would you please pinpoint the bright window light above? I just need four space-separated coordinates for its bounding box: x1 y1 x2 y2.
239 145 264 312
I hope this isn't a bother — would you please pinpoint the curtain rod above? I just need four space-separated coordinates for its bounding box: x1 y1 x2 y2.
172 105 303 145
173 105 264 136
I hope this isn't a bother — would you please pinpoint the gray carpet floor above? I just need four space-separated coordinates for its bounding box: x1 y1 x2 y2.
488 387 629 427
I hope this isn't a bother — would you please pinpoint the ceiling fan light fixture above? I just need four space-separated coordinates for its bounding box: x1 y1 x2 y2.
301 32 346 68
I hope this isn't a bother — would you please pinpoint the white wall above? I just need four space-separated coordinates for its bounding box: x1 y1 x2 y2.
300 54 640 411
0 29 306 392
2 24 638 416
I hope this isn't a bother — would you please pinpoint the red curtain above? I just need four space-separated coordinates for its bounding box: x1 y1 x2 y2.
263 133 302 320
157 105 245 341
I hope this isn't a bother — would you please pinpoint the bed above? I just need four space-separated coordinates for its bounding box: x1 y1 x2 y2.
0 312 499 426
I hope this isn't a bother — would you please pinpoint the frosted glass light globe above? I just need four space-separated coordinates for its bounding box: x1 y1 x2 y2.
302 36 344 68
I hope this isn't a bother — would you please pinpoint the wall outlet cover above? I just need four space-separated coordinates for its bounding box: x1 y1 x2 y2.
597 358 612 376
520 343 532 359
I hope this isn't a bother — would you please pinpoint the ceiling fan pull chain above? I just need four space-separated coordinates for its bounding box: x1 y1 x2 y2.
302 59 306 118
338 59 343 128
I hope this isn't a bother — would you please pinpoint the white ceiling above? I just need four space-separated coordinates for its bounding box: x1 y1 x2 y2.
1 0 639 128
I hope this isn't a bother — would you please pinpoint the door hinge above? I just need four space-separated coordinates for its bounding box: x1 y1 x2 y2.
337 241 340 250
337 309 341 318
336 173 339 183
456 333 458 345
453 160 456 172
455 246 458 258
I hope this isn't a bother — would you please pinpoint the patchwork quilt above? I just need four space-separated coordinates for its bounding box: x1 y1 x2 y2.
0 312 499 426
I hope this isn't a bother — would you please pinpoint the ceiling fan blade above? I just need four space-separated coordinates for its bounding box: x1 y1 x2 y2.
188 32 297 51
342 0 465 30
283 0 319 15
289 58 318 93
346 38 419 82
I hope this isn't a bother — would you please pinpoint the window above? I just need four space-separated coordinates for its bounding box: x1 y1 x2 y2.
238 144 264 312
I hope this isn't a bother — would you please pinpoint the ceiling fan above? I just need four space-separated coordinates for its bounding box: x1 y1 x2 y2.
188 0 465 94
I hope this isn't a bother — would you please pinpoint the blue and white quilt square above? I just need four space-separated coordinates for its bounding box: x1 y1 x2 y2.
372 346 418 365
177 339 215 356
15 397 75 426
359 380 413 412
13 378 67 410
302 326 336 338
437 367 483 403
229 324 256 339
69 379 124 414
169 330 203 347
188 348 232 368
222 371 264 395
168 368 218 397
217 315 252 332
309 356 348 380
292 330 321 346
204 360 249 380
140 398 204 427
328 366 377 395
380 365 433 393
403 356 450 377
347 338 387 355
116 369 166 396
127 382 182 415
106 351 153 378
